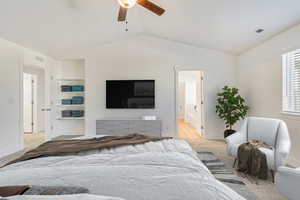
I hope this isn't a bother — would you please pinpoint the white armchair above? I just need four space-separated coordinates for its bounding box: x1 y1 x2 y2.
226 117 291 171
275 167 300 200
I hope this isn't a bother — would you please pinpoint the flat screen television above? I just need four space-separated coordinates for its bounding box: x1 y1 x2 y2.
106 80 155 109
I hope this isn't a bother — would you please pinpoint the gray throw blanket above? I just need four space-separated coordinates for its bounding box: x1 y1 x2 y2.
237 142 269 180
0 186 89 197
0 186 31 197
4 134 171 167
23 186 89 195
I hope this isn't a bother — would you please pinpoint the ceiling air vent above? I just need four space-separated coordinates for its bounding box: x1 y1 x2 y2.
256 29 264 34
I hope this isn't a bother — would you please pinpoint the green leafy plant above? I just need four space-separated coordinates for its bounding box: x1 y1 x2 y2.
216 86 249 130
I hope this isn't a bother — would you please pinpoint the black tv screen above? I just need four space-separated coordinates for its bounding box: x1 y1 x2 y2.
106 80 155 109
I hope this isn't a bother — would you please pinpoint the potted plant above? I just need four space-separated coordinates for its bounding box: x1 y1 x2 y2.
216 86 249 138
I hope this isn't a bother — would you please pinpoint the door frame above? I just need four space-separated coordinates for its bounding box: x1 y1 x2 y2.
174 66 205 139
20 54 48 149
44 58 58 141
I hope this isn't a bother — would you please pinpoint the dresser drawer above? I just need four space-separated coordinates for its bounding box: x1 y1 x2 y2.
96 119 161 137
129 121 161 136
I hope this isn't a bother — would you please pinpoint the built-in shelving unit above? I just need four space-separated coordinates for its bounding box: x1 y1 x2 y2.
56 78 85 120
50 59 85 137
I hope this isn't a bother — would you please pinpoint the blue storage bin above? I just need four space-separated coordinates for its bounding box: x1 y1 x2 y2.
61 85 72 92
62 99 72 105
71 85 84 92
71 110 84 117
62 110 72 117
72 96 84 104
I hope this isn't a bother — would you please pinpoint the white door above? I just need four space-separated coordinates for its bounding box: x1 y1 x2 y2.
32 75 38 133
184 81 196 124
44 59 59 140
23 73 33 133
178 82 186 120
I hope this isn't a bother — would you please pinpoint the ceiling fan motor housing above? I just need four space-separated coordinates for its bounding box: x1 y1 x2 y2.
118 0 137 8
118 0 165 22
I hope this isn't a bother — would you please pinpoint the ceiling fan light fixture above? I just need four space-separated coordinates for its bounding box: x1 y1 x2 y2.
118 0 137 8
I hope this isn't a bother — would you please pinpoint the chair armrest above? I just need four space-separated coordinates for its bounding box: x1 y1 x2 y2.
225 131 246 157
275 167 300 200
225 131 246 145
275 121 291 169
275 140 291 168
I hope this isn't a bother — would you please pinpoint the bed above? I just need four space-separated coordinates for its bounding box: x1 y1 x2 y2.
0 136 245 200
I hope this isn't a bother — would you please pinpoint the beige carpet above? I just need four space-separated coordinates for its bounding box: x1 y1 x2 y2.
186 138 287 200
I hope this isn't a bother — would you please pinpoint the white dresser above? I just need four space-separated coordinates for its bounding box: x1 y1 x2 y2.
96 118 161 137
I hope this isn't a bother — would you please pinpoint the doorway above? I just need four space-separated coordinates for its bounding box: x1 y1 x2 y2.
176 71 204 140
23 66 46 149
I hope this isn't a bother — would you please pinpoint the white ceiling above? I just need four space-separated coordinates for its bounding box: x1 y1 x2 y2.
1 0 300 58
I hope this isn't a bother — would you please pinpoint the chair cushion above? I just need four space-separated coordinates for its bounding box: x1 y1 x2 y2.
247 117 280 147
258 147 275 170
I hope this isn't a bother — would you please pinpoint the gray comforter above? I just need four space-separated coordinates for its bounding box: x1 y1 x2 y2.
0 138 245 200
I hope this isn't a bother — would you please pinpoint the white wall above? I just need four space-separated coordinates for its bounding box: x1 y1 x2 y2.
82 36 237 139
59 60 85 80
0 38 23 157
0 34 236 156
0 38 51 157
238 23 300 166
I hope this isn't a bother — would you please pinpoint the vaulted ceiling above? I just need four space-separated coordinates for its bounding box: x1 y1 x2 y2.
1 0 300 58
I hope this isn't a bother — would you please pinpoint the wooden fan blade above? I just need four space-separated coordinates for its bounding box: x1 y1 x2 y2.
118 6 127 22
137 0 165 16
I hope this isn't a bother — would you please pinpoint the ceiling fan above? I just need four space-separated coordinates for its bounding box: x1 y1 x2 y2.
117 0 165 22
